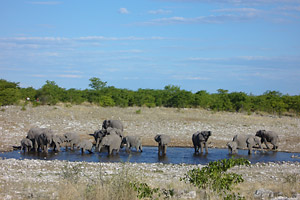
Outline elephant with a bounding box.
[98,133,122,155]
[26,127,53,152]
[227,134,263,154]
[192,131,212,154]
[51,135,65,152]
[121,136,143,152]
[77,140,93,153]
[154,134,171,156]
[63,132,80,150]
[106,127,124,138]
[91,129,107,149]
[37,129,54,153]
[255,130,279,150]
[102,119,124,132]
[21,138,33,152]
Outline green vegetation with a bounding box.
[1,78,300,116]
[181,158,250,199]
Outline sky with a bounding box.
[0,0,300,95]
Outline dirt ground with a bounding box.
[0,104,300,199]
[0,104,299,152]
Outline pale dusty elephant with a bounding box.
[77,140,93,154]
[37,129,54,153]
[192,131,212,154]
[102,119,124,132]
[63,132,80,150]
[227,134,264,155]
[26,127,53,152]
[154,134,171,156]
[21,138,33,152]
[98,133,122,155]
[255,130,279,150]
[121,136,143,152]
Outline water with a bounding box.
[1,146,299,164]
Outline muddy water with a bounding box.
[1,147,299,164]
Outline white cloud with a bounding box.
[138,14,258,25]
[56,74,82,78]
[148,9,172,14]
[27,1,61,5]
[119,8,129,14]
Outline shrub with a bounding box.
[181,158,250,199]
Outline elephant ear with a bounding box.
[154,135,161,142]
[102,120,107,129]
[197,133,205,141]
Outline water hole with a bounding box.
[1,146,299,164]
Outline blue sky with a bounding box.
[1,0,300,95]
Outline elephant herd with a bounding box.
[20,119,279,156]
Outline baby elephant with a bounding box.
[121,136,143,152]
[77,140,93,154]
[154,134,171,156]
[255,130,279,150]
[21,138,33,152]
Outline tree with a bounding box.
[89,77,107,90]
[36,80,65,105]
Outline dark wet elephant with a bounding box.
[192,131,212,154]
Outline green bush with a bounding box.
[181,158,250,199]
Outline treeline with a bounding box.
[1,78,300,115]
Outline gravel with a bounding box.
[0,105,300,199]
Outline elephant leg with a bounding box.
[194,145,198,153]
[200,143,203,153]
[204,142,208,153]
[163,145,167,155]
[263,138,270,149]
[108,147,112,155]
[248,146,252,155]
[158,145,161,155]
[139,145,143,152]
[271,140,278,150]
[34,140,38,152]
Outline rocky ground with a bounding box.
[0,104,300,199]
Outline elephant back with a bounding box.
[102,120,124,132]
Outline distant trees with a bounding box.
[0,78,299,116]
[0,79,21,106]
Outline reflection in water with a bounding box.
[2,146,299,165]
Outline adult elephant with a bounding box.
[121,136,143,152]
[91,129,106,150]
[98,133,122,155]
[37,129,54,153]
[154,134,171,156]
[77,140,93,154]
[52,135,65,152]
[192,131,212,154]
[255,130,279,150]
[64,132,80,150]
[102,120,124,132]
[227,134,263,155]
[26,127,52,152]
